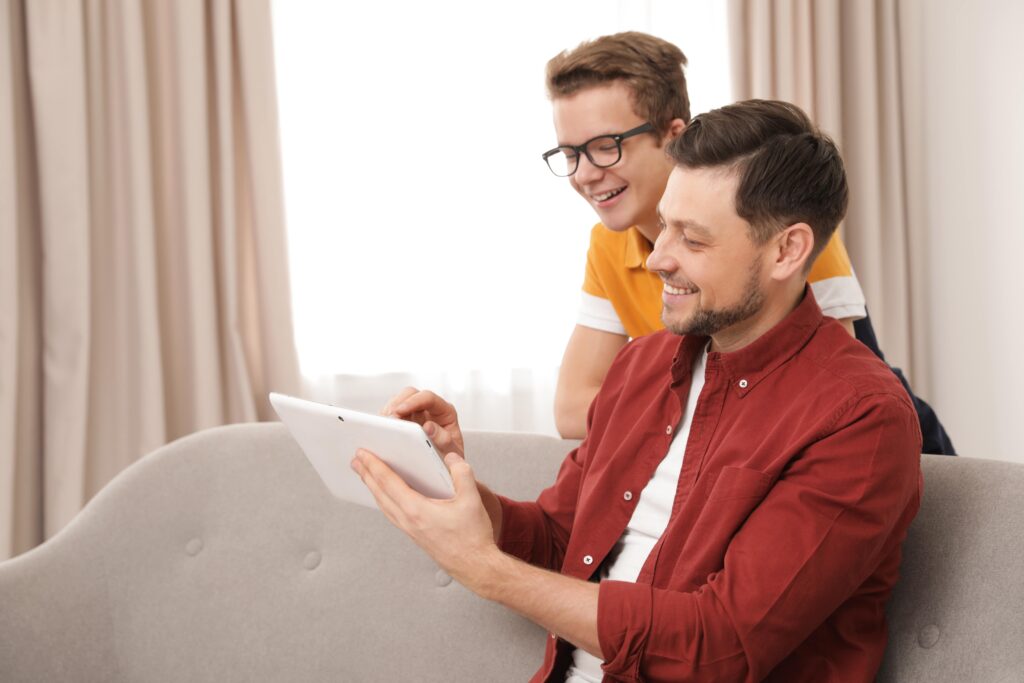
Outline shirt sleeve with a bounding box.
[808,232,867,320]
[595,393,922,682]
[810,275,867,321]
[578,291,628,336]
[579,227,627,334]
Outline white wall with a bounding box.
[910,0,1024,462]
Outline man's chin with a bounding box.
[663,313,697,337]
[664,306,728,338]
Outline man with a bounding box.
[546,32,954,455]
[353,100,922,682]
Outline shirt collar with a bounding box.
[624,227,651,270]
[671,286,824,396]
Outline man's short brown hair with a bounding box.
[667,99,849,263]
[546,32,691,135]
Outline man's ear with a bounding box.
[770,223,815,281]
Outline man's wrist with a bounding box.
[460,545,517,602]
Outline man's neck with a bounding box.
[709,285,805,354]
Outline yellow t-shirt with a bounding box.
[579,224,866,339]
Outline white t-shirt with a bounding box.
[565,345,709,683]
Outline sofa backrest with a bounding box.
[0,423,1021,682]
[877,452,1024,682]
[0,424,564,682]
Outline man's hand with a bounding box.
[381,387,464,459]
[351,448,499,588]
[351,447,600,656]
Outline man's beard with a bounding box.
[665,258,766,337]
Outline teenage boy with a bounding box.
[545,32,953,455]
[355,100,922,682]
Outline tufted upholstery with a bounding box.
[876,453,1024,682]
[0,423,1021,682]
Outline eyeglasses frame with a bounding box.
[541,122,657,177]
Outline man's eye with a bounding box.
[683,237,703,248]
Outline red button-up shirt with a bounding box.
[498,289,922,682]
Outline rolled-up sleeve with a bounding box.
[596,393,922,682]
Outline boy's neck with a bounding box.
[633,216,660,245]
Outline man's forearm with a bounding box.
[466,549,601,658]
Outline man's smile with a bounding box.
[663,282,698,296]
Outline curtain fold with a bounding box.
[0,0,300,560]
[727,0,923,389]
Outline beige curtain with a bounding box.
[727,0,927,389]
[0,0,300,560]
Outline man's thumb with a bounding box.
[444,452,474,493]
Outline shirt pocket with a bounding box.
[706,465,773,503]
[675,467,775,580]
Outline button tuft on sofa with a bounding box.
[918,624,941,649]
[303,551,322,571]
[185,538,203,556]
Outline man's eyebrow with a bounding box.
[681,221,713,237]
[656,209,713,237]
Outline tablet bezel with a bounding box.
[270,392,455,509]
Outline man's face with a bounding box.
[551,82,676,233]
[647,166,771,340]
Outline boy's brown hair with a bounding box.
[546,31,691,135]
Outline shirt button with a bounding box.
[738,379,749,388]
[583,555,594,566]
[666,424,673,435]
[623,491,633,501]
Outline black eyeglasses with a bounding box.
[541,123,656,177]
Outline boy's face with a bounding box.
[551,82,679,236]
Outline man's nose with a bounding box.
[646,233,673,273]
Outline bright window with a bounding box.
[272,0,731,429]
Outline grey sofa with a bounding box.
[0,423,1021,682]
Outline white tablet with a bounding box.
[270,392,455,509]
